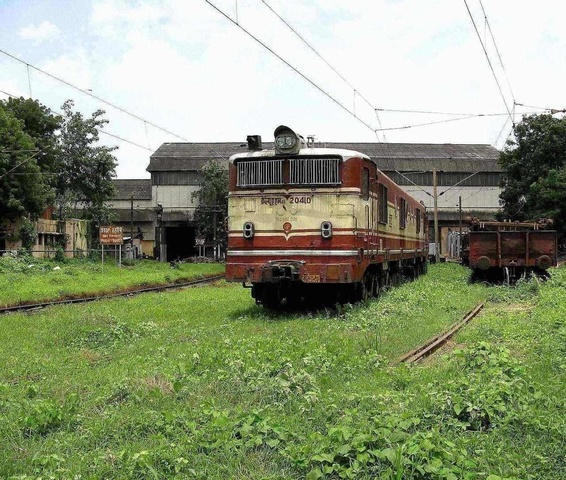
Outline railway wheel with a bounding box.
[503,267,510,286]
[358,273,372,303]
[261,286,281,309]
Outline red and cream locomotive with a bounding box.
[225,126,428,307]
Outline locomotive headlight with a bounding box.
[273,125,304,154]
[275,134,297,149]
[321,221,332,239]
[243,222,254,239]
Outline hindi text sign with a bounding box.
[99,226,123,245]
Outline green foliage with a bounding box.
[437,343,530,431]
[22,393,79,437]
[499,114,566,244]
[0,264,564,478]
[0,258,224,305]
[18,218,37,251]
[191,160,228,247]
[2,97,62,188]
[56,100,117,238]
[0,103,52,221]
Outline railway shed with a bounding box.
[111,141,501,261]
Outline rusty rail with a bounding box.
[392,302,484,365]
[0,275,225,315]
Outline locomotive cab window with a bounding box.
[378,183,388,223]
[399,197,407,229]
[361,167,370,201]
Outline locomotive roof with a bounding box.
[228,147,371,163]
[148,142,500,173]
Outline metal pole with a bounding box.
[458,196,463,258]
[130,194,134,258]
[213,209,217,262]
[433,169,439,263]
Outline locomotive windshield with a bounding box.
[236,156,341,188]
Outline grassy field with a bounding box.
[0,256,224,307]
[0,263,564,479]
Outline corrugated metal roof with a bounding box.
[147,142,501,173]
[112,179,152,200]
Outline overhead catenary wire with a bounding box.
[1,88,154,152]
[0,49,230,161]
[374,113,500,132]
[463,0,513,125]
[0,48,192,143]
[478,0,516,103]
[260,0,386,141]
[205,0,378,135]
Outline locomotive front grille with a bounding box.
[289,158,340,185]
[236,157,341,187]
[237,159,284,187]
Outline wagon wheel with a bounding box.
[360,273,372,303]
[373,274,381,298]
[503,267,510,286]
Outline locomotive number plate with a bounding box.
[303,274,320,283]
[289,195,312,204]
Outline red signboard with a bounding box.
[99,226,123,245]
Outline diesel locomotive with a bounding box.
[225,126,428,307]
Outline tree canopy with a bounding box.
[0,103,52,221]
[499,114,566,245]
[0,97,118,235]
[56,100,117,227]
[192,160,229,251]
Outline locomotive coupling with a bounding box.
[261,260,305,283]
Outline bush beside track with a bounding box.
[0,263,564,479]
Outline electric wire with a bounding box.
[260,0,386,140]
[205,0,378,134]
[478,0,516,103]
[375,113,493,132]
[1,88,153,152]
[377,107,506,116]
[0,49,231,161]
[463,0,513,123]
[0,48,191,142]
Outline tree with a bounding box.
[0,103,52,221]
[192,160,229,254]
[498,114,566,246]
[2,97,62,188]
[527,167,566,244]
[56,100,117,235]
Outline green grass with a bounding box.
[0,256,224,307]
[0,263,564,479]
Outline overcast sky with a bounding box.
[1,0,565,179]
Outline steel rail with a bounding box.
[392,302,485,365]
[0,275,225,315]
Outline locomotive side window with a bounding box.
[378,183,388,223]
[399,197,407,229]
[416,208,421,233]
[361,167,370,200]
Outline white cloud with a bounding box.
[19,21,60,42]
[6,0,565,179]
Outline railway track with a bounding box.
[393,302,485,365]
[0,274,225,315]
